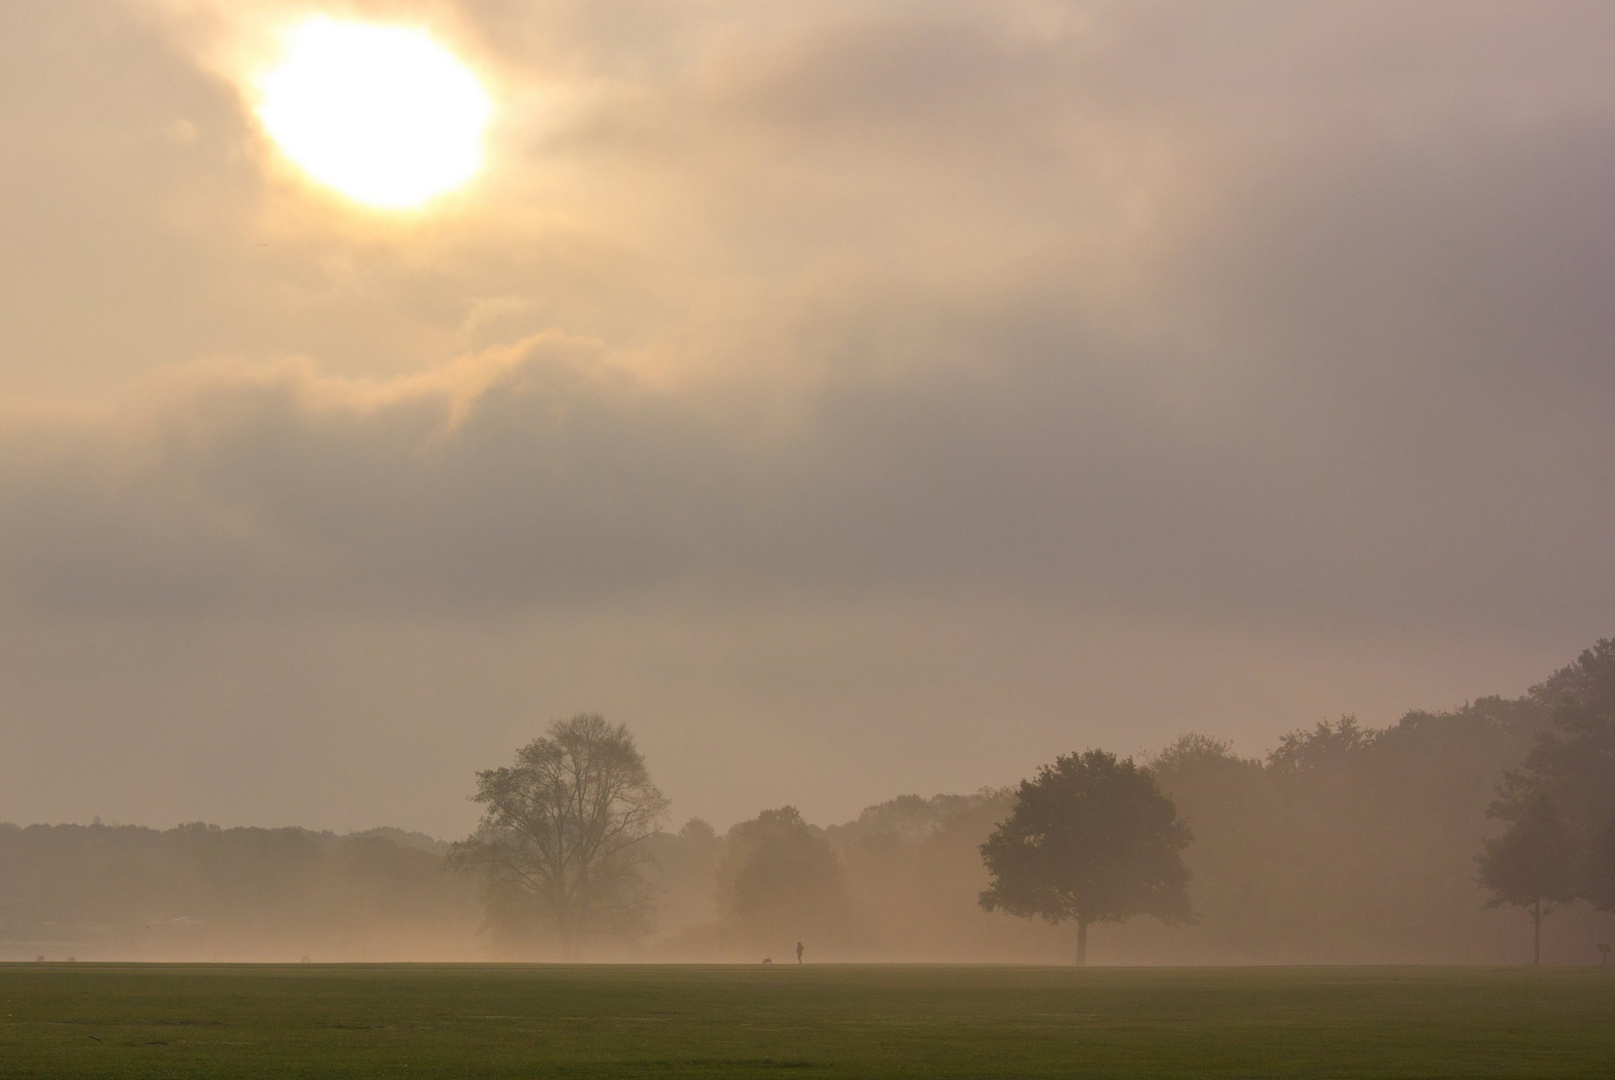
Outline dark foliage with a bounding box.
[979,750,1191,963]
[1479,639,1615,947]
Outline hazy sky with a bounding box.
[1,0,1612,837]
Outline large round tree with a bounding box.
[979,749,1192,964]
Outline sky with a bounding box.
[1,0,1612,838]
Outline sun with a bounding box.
[257,18,493,209]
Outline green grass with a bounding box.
[0,964,1610,1078]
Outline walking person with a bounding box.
[796,941,804,965]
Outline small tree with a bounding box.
[1477,793,1577,964]
[449,714,669,956]
[980,749,1192,965]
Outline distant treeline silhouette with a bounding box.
[3,642,1613,964]
[0,825,477,961]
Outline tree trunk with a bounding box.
[1076,917,1088,967]
[1532,896,1541,966]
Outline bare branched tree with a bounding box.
[449,714,669,955]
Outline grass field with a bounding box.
[0,964,1611,1078]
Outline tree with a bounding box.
[1475,639,1615,943]
[449,715,669,956]
[719,806,850,949]
[644,817,728,935]
[1476,793,1577,964]
[1515,640,1615,848]
[980,749,1192,965]
[1267,716,1374,774]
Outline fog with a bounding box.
[5,644,1612,966]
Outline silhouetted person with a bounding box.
[796,941,804,964]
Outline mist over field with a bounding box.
[5,643,1613,966]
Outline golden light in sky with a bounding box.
[257,19,493,209]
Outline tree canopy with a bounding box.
[1511,640,1615,840]
[1477,639,1615,956]
[1476,793,1578,964]
[718,806,850,950]
[979,749,1192,964]
[449,714,669,956]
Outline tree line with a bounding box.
[453,640,1615,964]
[3,640,1613,963]
[0,824,477,960]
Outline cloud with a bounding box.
[4,0,1611,637]
[2,0,1614,829]
[2,237,1612,639]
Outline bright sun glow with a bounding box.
[258,19,492,209]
